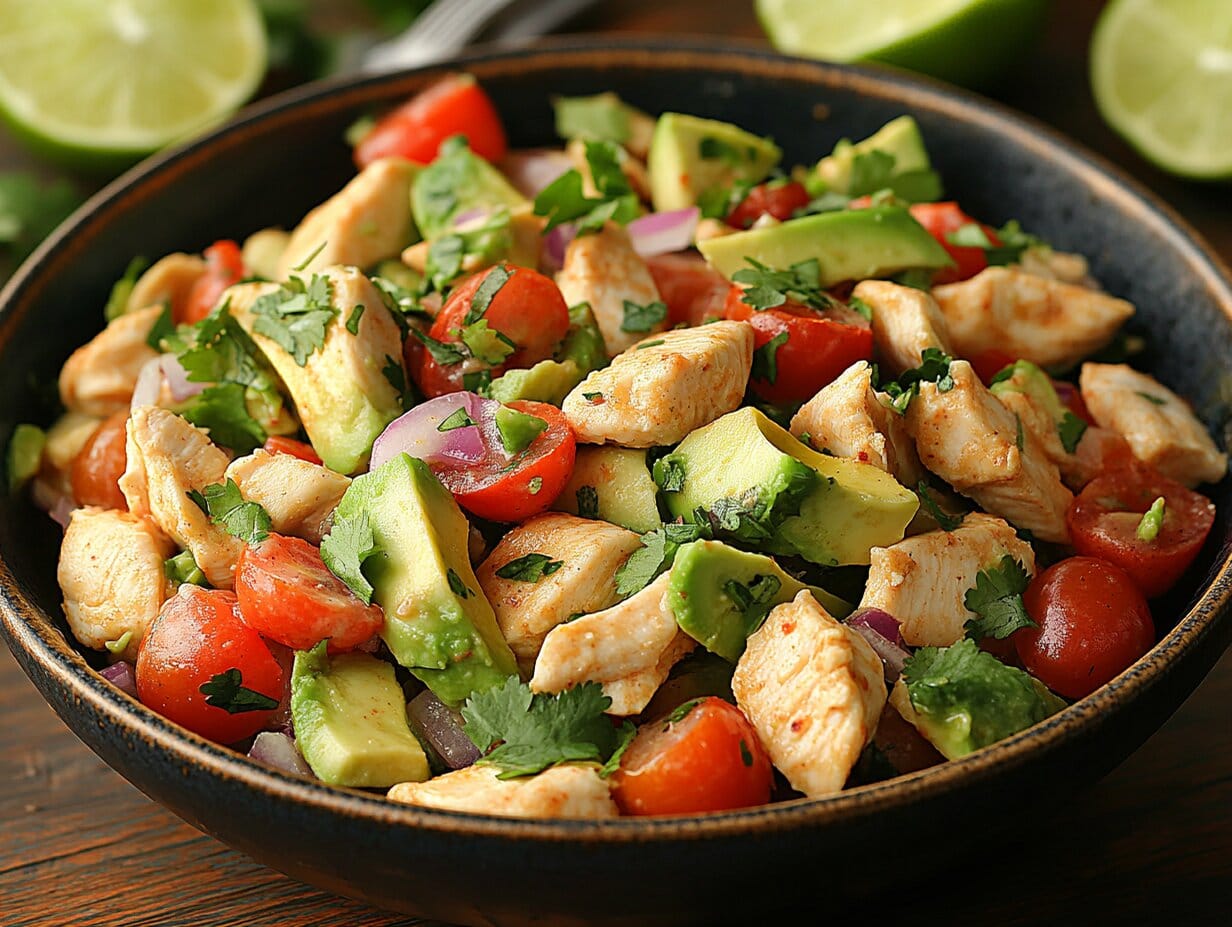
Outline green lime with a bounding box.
[755,0,1050,90]
[0,0,267,172]
[1091,0,1232,180]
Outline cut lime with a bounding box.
[756,0,1050,90]
[1091,0,1232,180]
[0,0,267,171]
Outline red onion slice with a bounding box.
[626,207,700,257]
[130,357,164,409]
[100,661,138,698]
[371,391,496,470]
[500,148,573,198]
[542,223,576,272]
[407,689,479,770]
[161,353,206,402]
[48,495,76,531]
[248,731,314,777]
[846,607,911,682]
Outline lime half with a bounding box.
[756,0,1050,90]
[1092,0,1232,180]
[0,0,267,171]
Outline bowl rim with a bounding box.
[2,36,1230,843]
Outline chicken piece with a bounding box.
[276,157,419,278]
[476,513,642,674]
[555,223,665,355]
[790,360,924,485]
[225,450,350,545]
[401,207,543,279]
[127,252,206,313]
[58,507,175,661]
[992,383,1114,490]
[1080,363,1227,487]
[732,591,886,797]
[387,764,618,819]
[58,305,162,417]
[906,361,1073,543]
[855,280,953,377]
[1015,247,1098,289]
[119,406,244,588]
[601,632,697,716]
[860,513,1035,647]
[562,321,753,447]
[531,573,688,716]
[932,267,1134,369]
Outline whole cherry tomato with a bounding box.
[71,410,129,510]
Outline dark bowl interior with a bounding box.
[1,40,1230,927]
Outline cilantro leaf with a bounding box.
[553,93,631,144]
[463,370,492,393]
[533,140,639,234]
[576,485,599,519]
[409,326,468,366]
[723,574,782,634]
[1014,414,1025,451]
[438,408,476,432]
[985,219,1048,266]
[381,355,409,409]
[731,257,838,312]
[1136,496,1166,542]
[878,347,955,413]
[620,299,667,333]
[178,383,267,456]
[698,135,747,166]
[697,179,753,220]
[495,553,565,583]
[464,263,512,324]
[844,148,943,202]
[614,523,707,597]
[1058,411,1088,454]
[345,304,365,335]
[963,555,1036,641]
[320,511,381,604]
[188,479,271,545]
[849,296,873,321]
[751,330,789,384]
[1136,391,1166,406]
[145,302,176,350]
[599,721,638,778]
[653,455,686,493]
[916,481,964,531]
[198,668,279,714]
[424,234,465,293]
[447,567,474,600]
[104,256,149,322]
[251,274,337,366]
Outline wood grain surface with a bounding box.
[3,2,1231,925]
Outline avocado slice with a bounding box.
[815,115,937,199]
[988,359,1067,422]
[555,446,662,533]
[667,540,852,662]
[290,642,430,787]
[484,303,607,405]
[659,407,918,566]
[647,112,781,211]
[334,453,519,705]
[698,207,953,286]
[411,136,527,240]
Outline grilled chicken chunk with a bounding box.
[932,267,1134,369]
[224,450,350,545]
[555,223,665,355]
[1015,247,1098,289]
[906,361,1073,542]
[59,305,162,418]
[790,360,924,485]
[58,507,175,661]
[860,513,1035,647]
[562,321,753,447]
[119,406,243,588]
[477,513,642,675]
[732,591,886,797]
[387,764,618,819]
[1080,363,1227,487]
[855,279,954,377]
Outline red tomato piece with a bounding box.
[416,265,570,398]
[1016,557,1155,700]
[908,202,996,285]
[235,534,384,653]
[437,400,576,523]
[71,410,129,510]
[612,697,773,815]
[262,435,323,465]
[724,286,873,403]
[1051,379,1095,425]
[136,587,284,744]
[354,73,507,168]
[180,240,245,325]
[646,253,730,328]
[969,349,1017,386]
[725,181,810,230]
[1067,465,1216,598]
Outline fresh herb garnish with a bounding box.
[739,739,754,767]
[1136,391,1167,406]
[438,408,476,432]
[188,479,271,545]
[104,631,134,655]
[177,382,268,454]
[1058,411,1088,454]
[878,347,955,413]
[731,257,837,312]
[849,296,873,321]
[751,330,789,384]
[144,302,176,350]
[198,668,279,714]
[104,256,149,322]
[250,273,337,366]
[723,574,783,634]
[447,567,473,600]
[698,135,746,165]
[463,370,492,393]
[1136,496,1166,542]
[533,140,640,233]
[495,553,565,583]
[963,555,1035,641]
[464,264,512,324]
[843,148,942,202]
[614,523,707,597]
[637,339,666,349]
[582,390,604,403]
[528,476,543,494]
[653,456,686,493]
[0,172,80,268]
[381,355,408,408]
[345,304,365,335]
[1014,414,1025,451]
[917,481,964,531]
[320,510,381,604]
[620,299,667,333]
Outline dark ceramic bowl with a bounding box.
[1,40,1230,927]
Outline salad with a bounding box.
[11,73,1226,820]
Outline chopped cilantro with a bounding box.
[878,347,955,413]
[849,296,873,321]
[198,668,279,714]
[963,555,1036,641]
[739,739,754,767]
[653,456,686,493]
[250,273,337,366]
[1058,411,1088,454]
[381,355,407,408]
[424,234,465,293]
[463,370,492,393]
[533,140,639,233]
[731,257,837,312]
[553,93,631,144]
[1015,414,1025,451]
[844,148,942,202]
[723,574,782,633]
[751,330,789,384]
[289,240,328,273]
[582,390,604,403]
[345,304,365,335]
[438,408,476,432]
[321,511,381,604]
[188,479,271,545]
[178,383,267,456]
[916,481,964,531]
[447,567,473,599]
[144,302,176,350]
[599,722,638,778]
[459,319,517,365]
[698,179,753,220]
[495,553,564,582]
[620,299,667,333]
[698,135,746,165]
[576,485,599,519]
[637,339,666,349]
[665,698,702,725]
[1137,391,1167,406]
[409,326,469,366]
[104,256,149,322]
[1136,496,1166,542]
[464,263,512,325]
[985,219,1048,265]
[614,523,707,597]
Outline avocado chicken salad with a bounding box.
[14,74,1227,819]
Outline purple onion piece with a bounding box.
[846,607,911,683]
[541,223,576,272]
[407,690,479,770]
[49,496,76,531]
[160,353,206,402]
[626,207,700,257]
[370,391,497,470]
[130,357,164,409]
[500,148,573,198]
[100,661,137,698]
[248,731,314,777]
[452,207,491,228]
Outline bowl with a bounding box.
[1,39,1230,927]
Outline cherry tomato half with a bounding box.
[908,202,996,285]
[416,265,570,398]
[1016,557,1154,700]
[970,349,1018,386]
[436,400,576,522]
[646,253,730,328]
[724,287,873,403]
[180,240,245,325]
[71,410,128,510]
[1067,464,1216,598]
[235,534,384,653]
[612,696,773,816]
[354,73,507,168]
[725,181,810,230]
[262,435,323,465]
[136,587,284,744]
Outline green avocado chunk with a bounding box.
[988,359,1067,422]
[698,207,953,286]
[290,642,430,787]
[555,446,662,534]
[815,115,937,200]
[659,407,918,566]
[647,112,781,211]
[6,423,45,492]
[667,540,852,662]
[411,136,527,240]
[483,303,607,405]
[895,639,1067,760]
[332,453,519,705]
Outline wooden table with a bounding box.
[3,2,1230,924]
